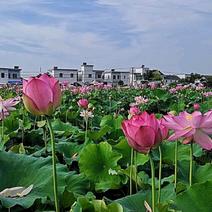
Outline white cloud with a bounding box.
[0,0,211,74]
[96,0,211,32]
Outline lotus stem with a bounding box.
[158,145,162,203]
[174,141,178,189]
[34,116,37,130]
[43,126,48,155]
[1,109,4,150]
[21,106,25,144]
[149,153,156,212]
[134,151,138,192]
[189,142,193,186]
[46,117,59,212]
[129,148,134,195]
[65,110,68,122]
[84,117,88,145]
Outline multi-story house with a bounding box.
[176,74,191,80]
[129,65,149,85]
[163,75,180,84]
[103,68,130,85]
[0,66,22,84]
[49,66,78,84]
[93,69,104,83]
[78,63,94,84]
[78,62,104,84]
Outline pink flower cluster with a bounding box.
[130,96,149,107]
[70,86,92,95]
[70,84,112,94]
[148,82,157,89]
[203,92,212,97]
[122,110,212,154]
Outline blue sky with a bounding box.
[0,0,212,75]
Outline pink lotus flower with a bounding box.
[77,98,89,109]
[169,88,177,94]
[203,92,212,97]
[0,96,20,120]
[163,111,212,150]
[23,73,61,116]
[175,84,184,91]
[129,106,141,116]
[79,86,91,94]
[158,119,169,140]
[71,87,79,94]
[193,103,200,110]
[134,96,149,105]
[122,111,166,154]
[149,82,157,89]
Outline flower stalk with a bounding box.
[158,145,162,203]
[129,148,134,195]
[174,141,178,189]
[134,151,138,192]
[46,117,59,212]
[189,142,193,186]
[149,153,156,212]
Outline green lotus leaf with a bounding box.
[193,163,212,184]
[71,196,123,212]
[56,141,83,165]
[161,142,203,164]
[176,181,212,212]
[0,151,87,209]
[51,119,81,136]
[79,142,122,191]
[114,138,149,166]
[100,115,123,130]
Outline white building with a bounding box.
[49,66,78,84]
[78,63,93,84]
[0,66,22,84]
[103,68,130,85]
[129,65,149,86]
[78,63,104,84]
[176,74,191,80]
[163,75,180,84]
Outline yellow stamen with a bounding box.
[186,115,193,121]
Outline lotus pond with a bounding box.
[0,79,212,212]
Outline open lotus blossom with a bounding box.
[80,110,94,119]
[122,111,167,154]
[163,111,212,150]
[169,88,177,94]
[134,96,149,105]
[203,92,212,97]
[23,73,61,116]
[129,106,141,116]
[0,96,20,120]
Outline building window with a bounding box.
[117,75,120,80]
[8,73,11,78]
[97,74,101,78]
[70,73,74,78]
[59,73,63,78]
[88,74,92,78]
[113,75,116,80]
[124,75,126,79]
[1,73,5,78]
[13,73,17,79]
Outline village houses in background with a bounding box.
[0,63,211,86]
